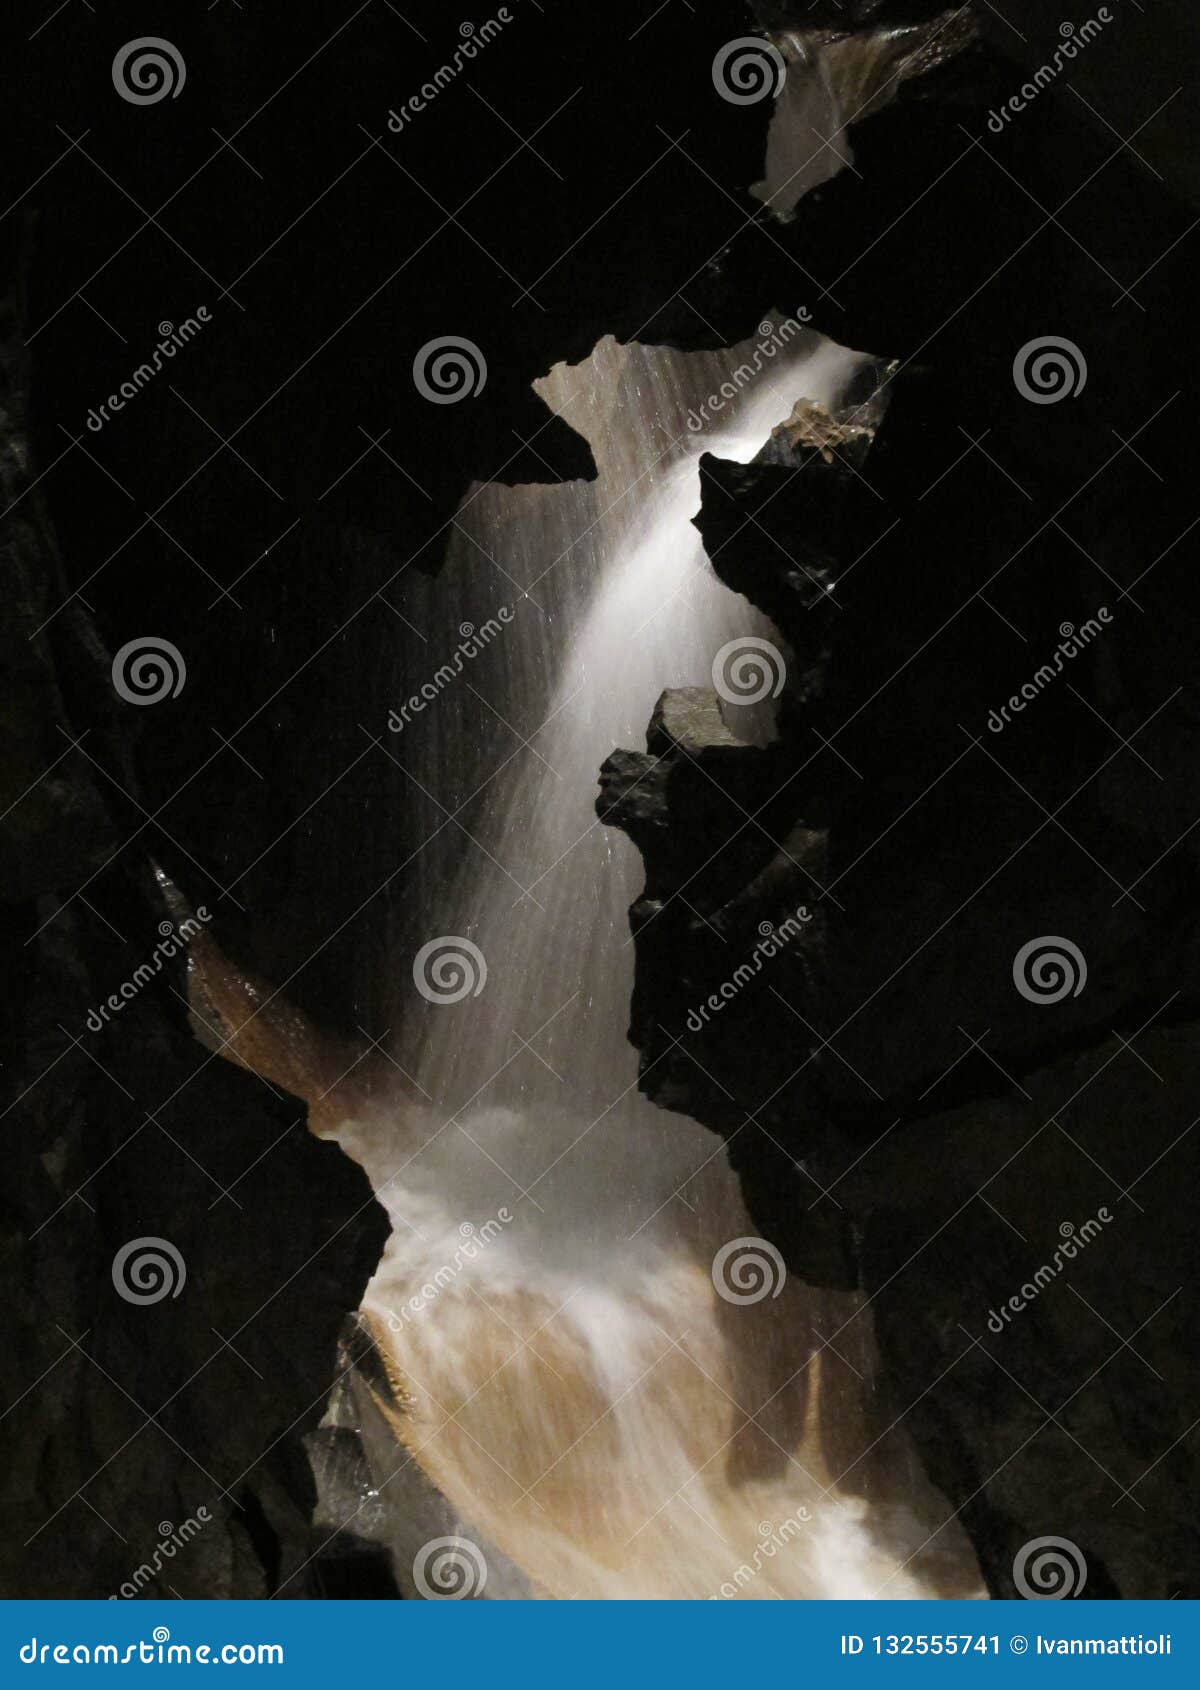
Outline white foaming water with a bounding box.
[326,327,979,1599]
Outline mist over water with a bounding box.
[323,327,980,1598]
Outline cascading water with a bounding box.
[753,16,978,218]
[303,325,981,1598]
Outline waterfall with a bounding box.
[295,322,982,1599]
[147,15,994,1601]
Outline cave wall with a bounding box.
[1,295,389,1596]
[603,1,1200,1599]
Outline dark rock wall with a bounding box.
[2,288,389,1596]
[603,5,1200,1599]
